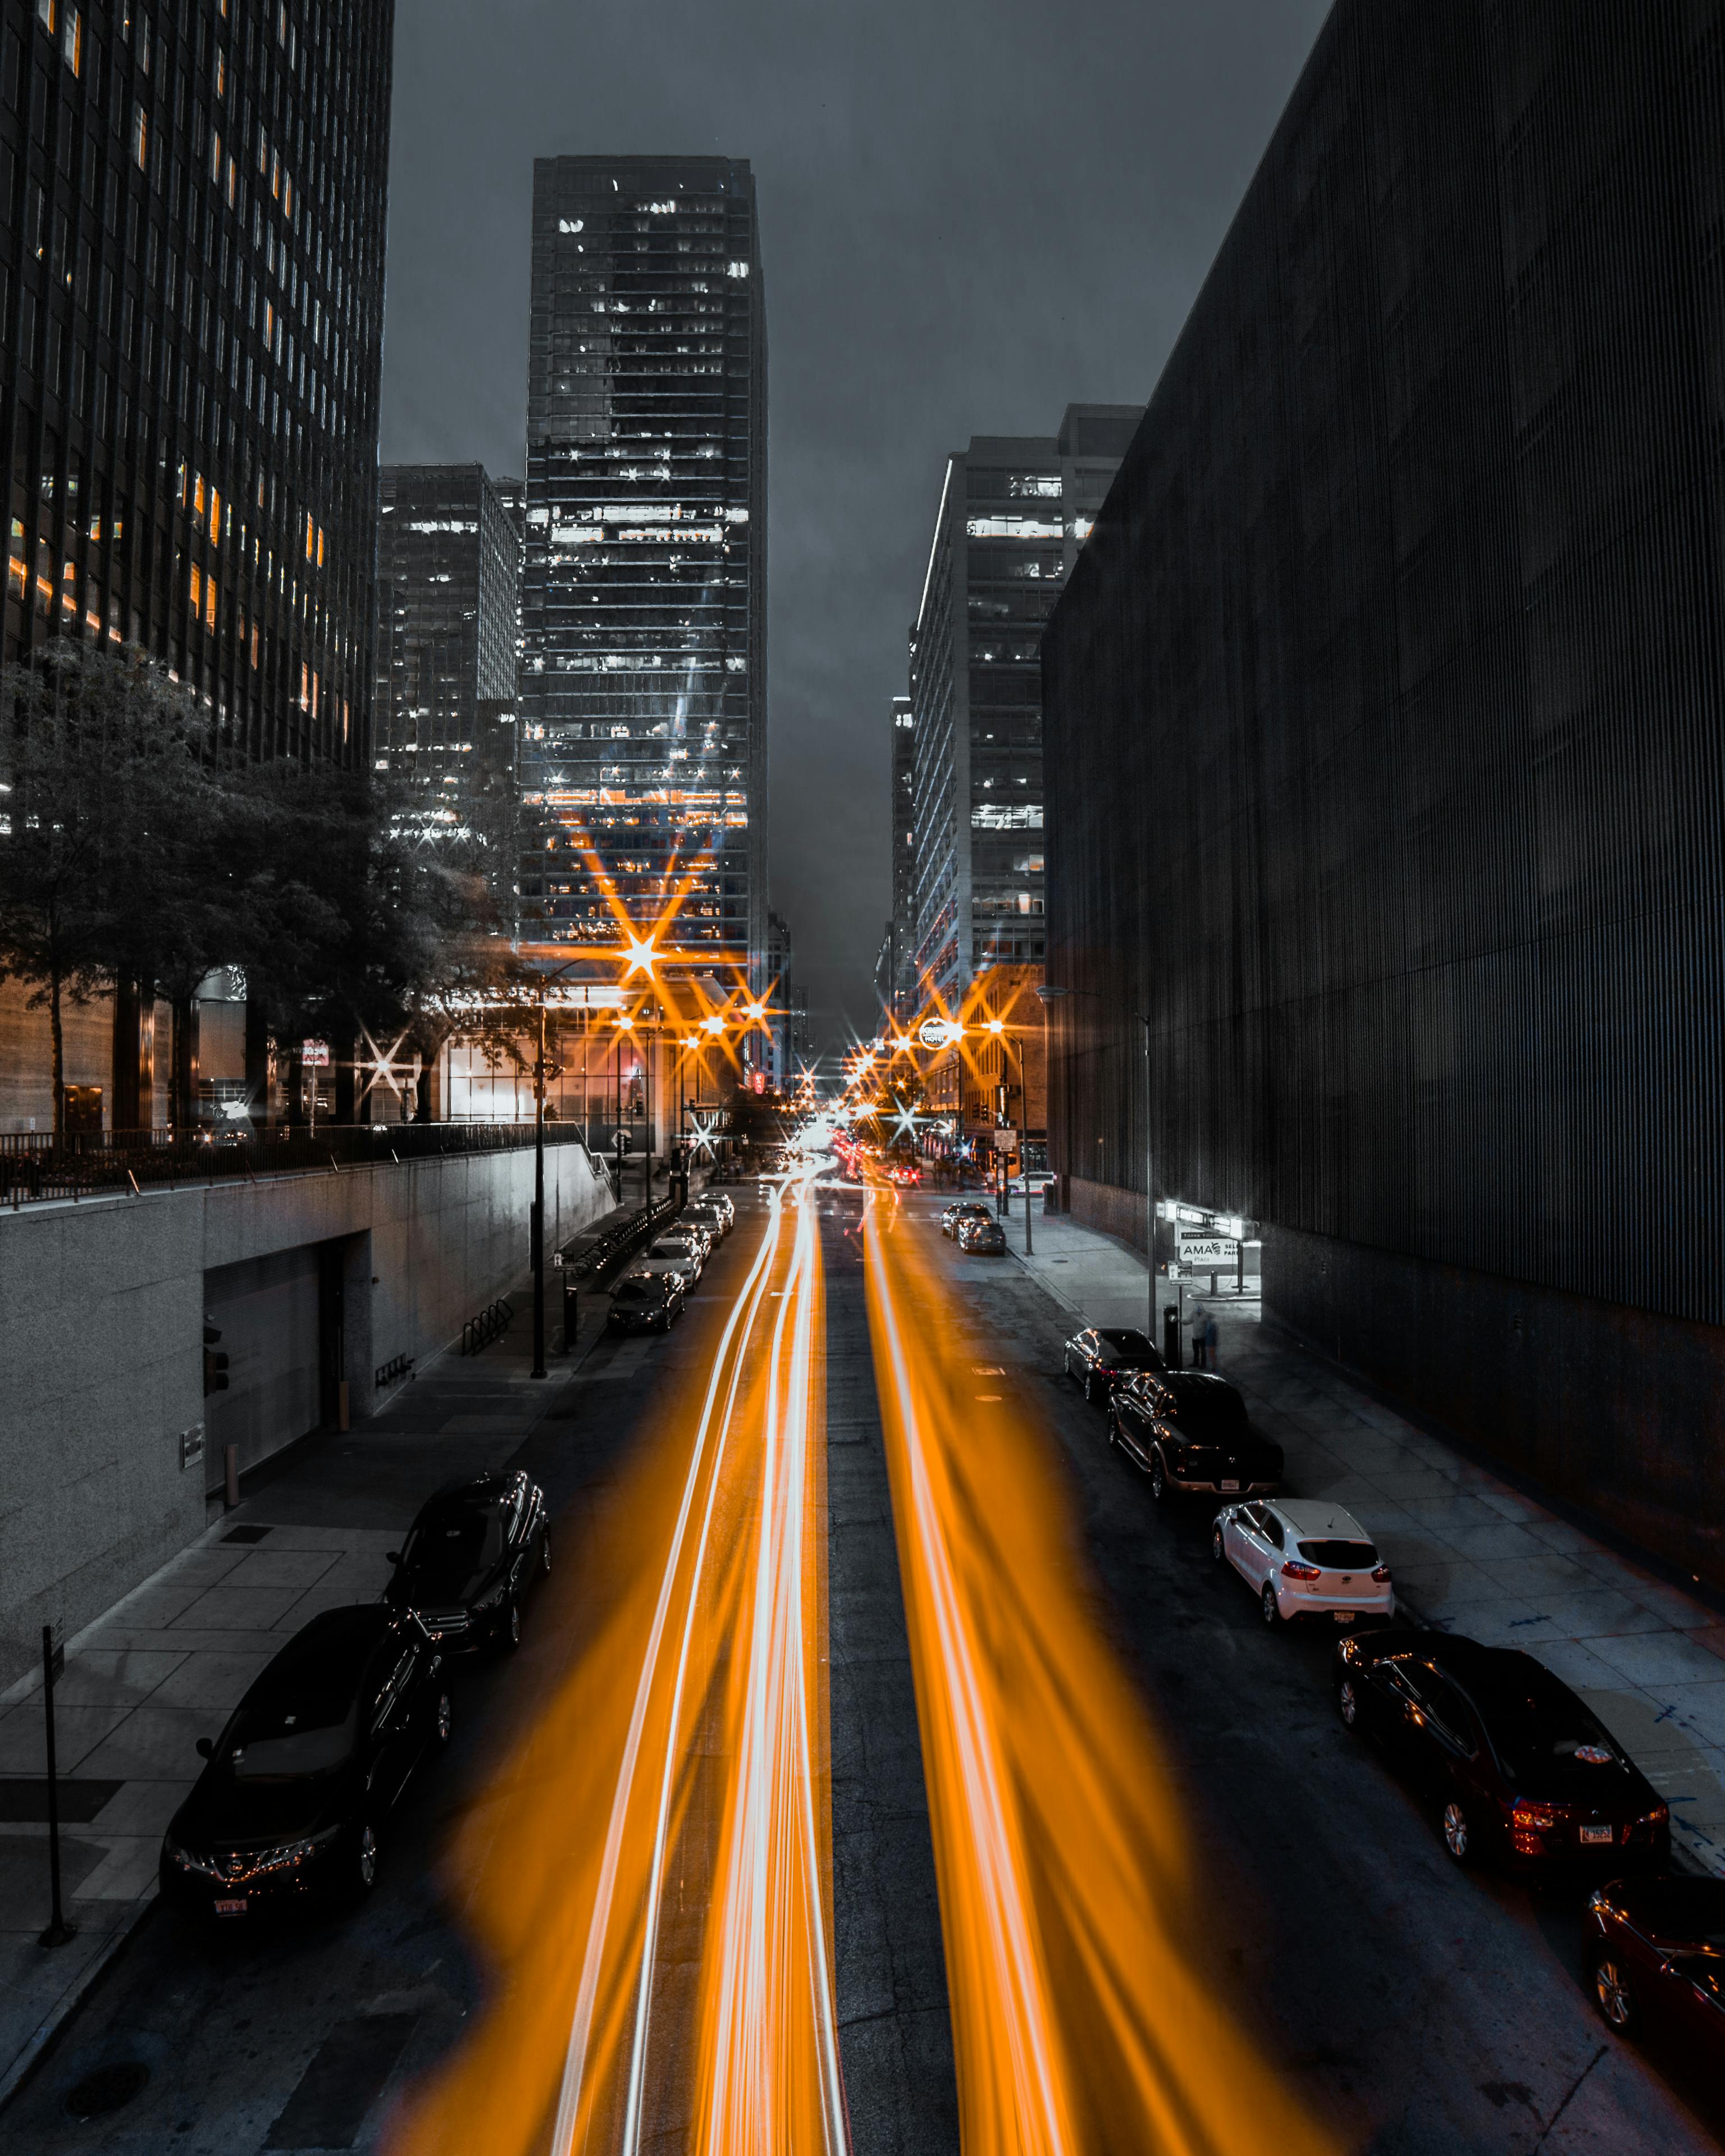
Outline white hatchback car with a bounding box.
[1213,1498,1394,1630]
[641,1237,702,1287]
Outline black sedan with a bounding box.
[1585,1874,1725,2058]
[159,1606,450,1920]
[1108,1369,1283,1499]
[1335,1630,1670,1875]
[941,1202,994,1239]
[1064,1326,1167,1404]
[608,1267,686,1332]
[956,1216,1008,1254]
[385,1469,551,1653]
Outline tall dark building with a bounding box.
[518,156,767,984]
[374,464,521,901]
[1044,0,1725,1586]
[907,405,1138,1012]
[886,692,914,1019]
[0,0,393,763]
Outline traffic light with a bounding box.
[203,1317,230,1396]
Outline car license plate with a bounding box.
[1580,1824,1613,1846]
[213,1897,248,1917]
[1332,1611,1354,1623]
[1220,1479,1241,1492]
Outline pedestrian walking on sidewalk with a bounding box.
[1204,1310,1220,1369]
[1191,1300,1209,1369]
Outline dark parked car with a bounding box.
[385,1469,551,1653]
[608,1268,686,1332]
[956,1216,1008,1254]
[1335,1630,1670,1874]
[1585,1874,1725,2057]
[1109,1370,1283,1498]
[159,1606,450,1920]
[941,1202,994,1239]
[1064,1326,1167,1403]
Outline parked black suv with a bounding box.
[385,1469,551,1653]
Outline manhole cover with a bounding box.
[65,2060,149,2119]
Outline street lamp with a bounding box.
[984,1016,1033,1255]
[1038,982,1156,1340]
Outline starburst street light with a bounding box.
[702,1012,727,1035]
[623,933,659,979]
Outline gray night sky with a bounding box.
[379,0,1331,1054]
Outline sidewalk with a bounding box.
[0,1277,581,2108]
[1014,1206,1725,1879]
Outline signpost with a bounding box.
[39,1623,74,1947]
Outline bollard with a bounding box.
[1162,1302,1181,1369]
[224,1442,240,1510]
[562,1276,579,1353]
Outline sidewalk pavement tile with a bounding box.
[174,1583,311,1631]
[0,1701,130,1774]
[74,1837,160,1902]
[90,1627,288,1657]
[146,1650,276,1709]
[34,1649,186,1707]
[250,1524,400,1553]
[1473,1552,1594,1595]
[1532,1640,1645,1692]
[213,1549,343,1593]
[75,1704,212,1780]
[86,1776,190,1837]
[1528,1520,1608,1557]
[1586,1631,1725,1689]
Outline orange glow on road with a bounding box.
[389,1170,848,2156]
[862,1185,1335,2156]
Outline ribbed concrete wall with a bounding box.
[0,1144,613,1689]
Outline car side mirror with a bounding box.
[195,1737,215,1759]
[386,1551,401,1565]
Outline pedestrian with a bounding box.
[1190,1300,1208,1369]
[1204,1310,1220,1369]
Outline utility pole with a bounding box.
[531,993,546,1380]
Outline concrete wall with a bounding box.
[0,1141,614,1689]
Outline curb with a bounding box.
[0,1891,157,2116]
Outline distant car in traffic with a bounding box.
[1009,1172,1055,1195]
[608,1269,686,1332]
[684,1199,731,1241]
[1585,1873,1724,2054]
[1336,1630,1671,1874]
[660,1222,713,1264]
[1110,1370,1283,1498]
[159,1606,450,1920]
[1063,1326,1166,1403]
[385,1469,551,1653]
[942,1202,994,1239]
[1215,1498,1394,1628]
[956,1216,1008,1254]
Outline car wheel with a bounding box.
[541,1525,553,1577]
[352,1822,380,1897]
[1441,1798,1475,1865]
[1149,1450,1167,1502]
[1336,1677,1360,1731]
[1261,1582,1279,1628]
[1211,1523,1226,1564]
[1590,1951,1638,2034]
[434,1692,453,1746]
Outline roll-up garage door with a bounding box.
[203,1245,321,1490]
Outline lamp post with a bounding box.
[984,1016,1032,1255]
[1038,983,1155,1339]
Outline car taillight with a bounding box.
[1513,1802,1559,1831]
[1280,1559,1321,1581]
[1371,1564,1391,1583]
[1640,1803,1669,1828]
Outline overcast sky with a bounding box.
[380,0,1330,1053]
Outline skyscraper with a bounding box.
[518,156,767,985]
[886,692,914,1019]
[906,405,1139,1012]
[0,0,394,762]
[373,464,521,903]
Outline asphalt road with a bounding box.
[5,1176,1721,2154]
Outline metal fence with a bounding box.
[0,1121,591,1208]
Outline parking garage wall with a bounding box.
[1042,0,1725,1584]
[0,1143,614,1690]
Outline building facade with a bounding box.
[374,463,521,904]
[0,0,392,756]
[518,156,767,984]
[906,405,1138,1015]
[1043,0,1725,1586]
[884,691,914,1020]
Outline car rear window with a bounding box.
[1297,1539,1377,1568]
[1487,1696,1619,1777]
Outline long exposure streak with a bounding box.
[862,1184,1335,2156]
[390,1170,848,2156]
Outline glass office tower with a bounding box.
[0,1,393,762]
[519,156,767,984]
[374,464,521,905]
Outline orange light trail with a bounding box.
[861,1182,1336,2156]
[389,1167,848,2156]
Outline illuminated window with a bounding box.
[250,623,259,668]
[209,131,221,183]
[204,575,217,631]
[189,563,202,611]
[130,103,148,171]
[62,8,80,74]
